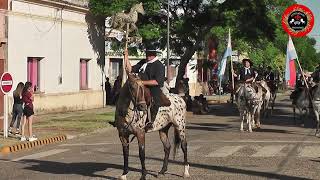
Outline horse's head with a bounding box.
[127,73,148,111]
[133,2,145,15]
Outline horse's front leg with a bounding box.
[137,132,147,180]
[119,134,129,180]
[314,110,320,136]
[248,112,252,133]
[159,125,171,175]
[240,111,244,132]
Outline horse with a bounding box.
[266,80,278,115]
[109,2,145,33]
[236,83,263,132]
[114,73,190,180]
[290,87,311,125]
[255,80,271,119]
[311,84,320,136]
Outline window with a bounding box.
[27,57,41,92]
[80,59,89,90]
[109,58,123,83]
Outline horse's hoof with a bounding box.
[183,172,191,178]
[158,169,167,175]
[316,133,319,137]
[249,129,253,133]
[140,176,146,180]
[118,175,127,180]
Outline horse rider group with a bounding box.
[109,41,279,130]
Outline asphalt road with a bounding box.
[1,94,320,180]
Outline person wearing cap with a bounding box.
[232,58,255,83]
[123,45,165,131]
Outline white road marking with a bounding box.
[206,146,243,157]
[252,145,286,157]
[59,142,120,147]
[12,149,70,162]
[299,146,320,158]
[190,140,320,144]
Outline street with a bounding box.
[1,94,320,180]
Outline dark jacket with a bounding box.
[132,58,165,106]
[312,68,320,83]
[239,67,255,82]
[132,59,165,87]
[265,71,275,81]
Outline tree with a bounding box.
[89,0,319,90]
[90,0,277,88]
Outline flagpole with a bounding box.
[296,57,309,89]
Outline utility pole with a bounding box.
[167,0,170,82]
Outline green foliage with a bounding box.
[89,0,320,81]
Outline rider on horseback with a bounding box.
[124,44,165,131]
[232,59,255,84]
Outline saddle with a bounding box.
[144,87,171,107]
[160,91,171,106]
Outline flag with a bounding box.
[218,29,232,79]
[285,36,298,88]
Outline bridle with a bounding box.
[121,77,147,130]
[128,78,146,108]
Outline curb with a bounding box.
[0,135,67,155]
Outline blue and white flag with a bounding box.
[218,29,232,79]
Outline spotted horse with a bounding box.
[113,73,189,180]
[236,83,263,132]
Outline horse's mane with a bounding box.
[116,78,152,111]
[116,82,131,116]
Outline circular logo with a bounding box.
[282,4,314,37]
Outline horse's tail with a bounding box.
[173,127,181,160]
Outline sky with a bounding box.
[295,0,320,51]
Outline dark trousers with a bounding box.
[150,87,161,122]
[10,104,23,129]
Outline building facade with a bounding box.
[6,0,106,114]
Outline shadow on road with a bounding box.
[19,156,310,180]
[19,159,159,179]
[187,123,236,132]
[208,103,239,117]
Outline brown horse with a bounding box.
[114,73,190,180]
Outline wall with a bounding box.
[7,0,104,113]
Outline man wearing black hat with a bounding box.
[124,45,165,131]
[232,58,255,83]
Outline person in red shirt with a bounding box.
[20,82,37,142]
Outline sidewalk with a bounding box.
[0,106,115,147]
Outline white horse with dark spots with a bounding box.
[236,83,263,132]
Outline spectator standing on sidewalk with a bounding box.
[104,77,112,105]
[112,76,122,104]
[20,82,37,142]
[9,82,24,135]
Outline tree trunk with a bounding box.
[174,45,198,92]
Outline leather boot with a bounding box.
[145,106,158,131]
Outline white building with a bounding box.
[7,0,106,113]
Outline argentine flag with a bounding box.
[218,29,232,80]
